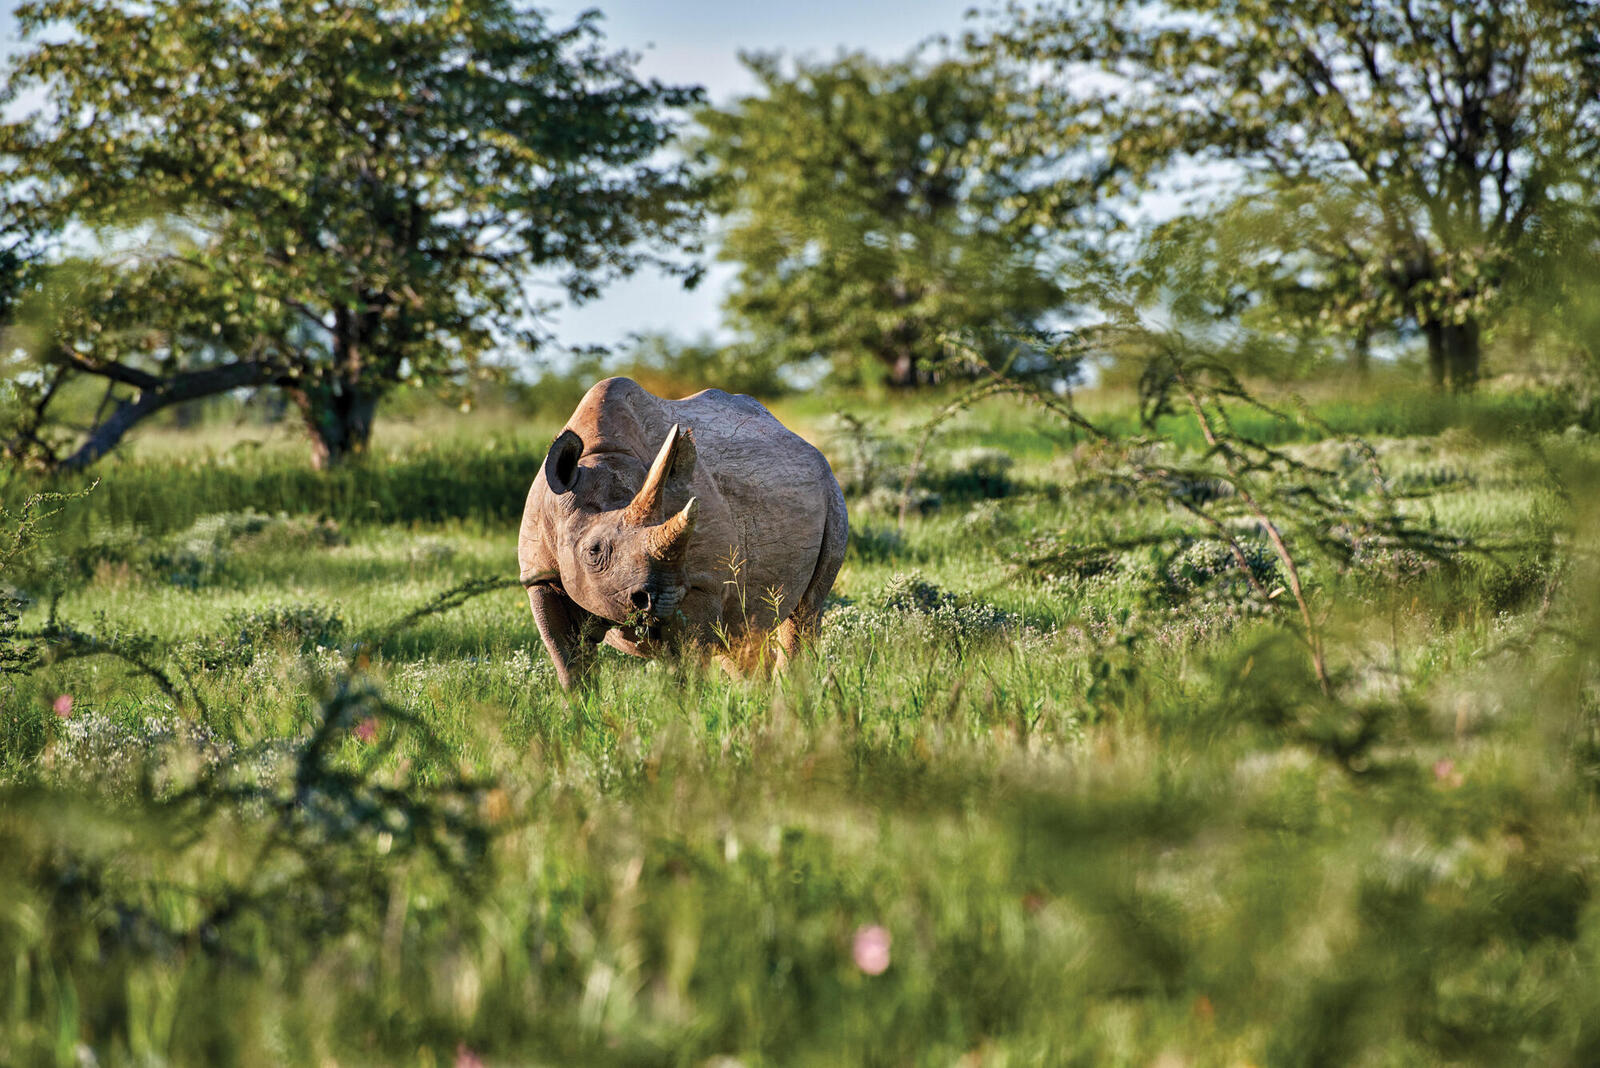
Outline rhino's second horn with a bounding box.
[647,497,698,562]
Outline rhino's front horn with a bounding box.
[646,497,698,562]
[622,424,691,525]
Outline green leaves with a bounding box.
[1,0,705,467]
[698,52,1065,388]
[967,0,1600,389]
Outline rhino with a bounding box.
[517,377,848,688]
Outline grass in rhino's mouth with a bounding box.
[618,606,672,645]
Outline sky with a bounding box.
[1,1,983,362]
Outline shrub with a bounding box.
[879,570,1023,636]
[185,601,348,669]
[825,413,905,497]
[41,710,235,800]
[37,510,347,592]
[845,522,907,563]
[1162,537,1281,603]
[961,499,1022,540]
[925,446,1016,500]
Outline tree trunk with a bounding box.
[880,294,925,388]
[1352,327,1371,378]
[290,382,381,469]
[1423,318,1481,392]
[290,305,385,469]
[1444,320,1481,391]
[1425,321,1446,390]
[885,350,921,389]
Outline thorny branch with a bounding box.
[899,327,1533,694]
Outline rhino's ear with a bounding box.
[543,429,584,496]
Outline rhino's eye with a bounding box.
[583,540,611,571]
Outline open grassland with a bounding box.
[3,383,1600,1065]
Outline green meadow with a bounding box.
[3,381,1599,1065]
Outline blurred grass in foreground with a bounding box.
[1,385,1598,1064]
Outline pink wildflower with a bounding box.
[852,924,891,976]
[353,716,378,744]
[52,694,74,719]
[455,1043,484,1068]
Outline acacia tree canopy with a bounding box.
[0,0,704,469]
[698,52,1065,389]
[971,0,1600,390]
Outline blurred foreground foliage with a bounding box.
[2,381,1599,1063]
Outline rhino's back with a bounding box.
[670,387,838,595]
[663,387,840,624]
[670,387,836,508]
[672,387,818,462]
[571,378,835,497]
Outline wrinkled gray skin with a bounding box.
[518,377,848,688]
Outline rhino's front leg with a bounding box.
[528,585,601,690]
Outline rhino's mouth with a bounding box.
[620,583,685,645]
[617,619,669,647]
[650,585,683,617]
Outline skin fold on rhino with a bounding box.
[517,377,849,689]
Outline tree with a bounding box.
[972,0,1600,390]
[1501,196,1600,385]
[0,0,703,469]
[698,52,1064,389]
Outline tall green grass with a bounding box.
[1,388,1597,1064]
[5,437,547,538]
[6,383,1583,538]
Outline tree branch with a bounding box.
[57,348,164,391]
[55,359,287,472]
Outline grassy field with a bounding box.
[3,380,1600,1065]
